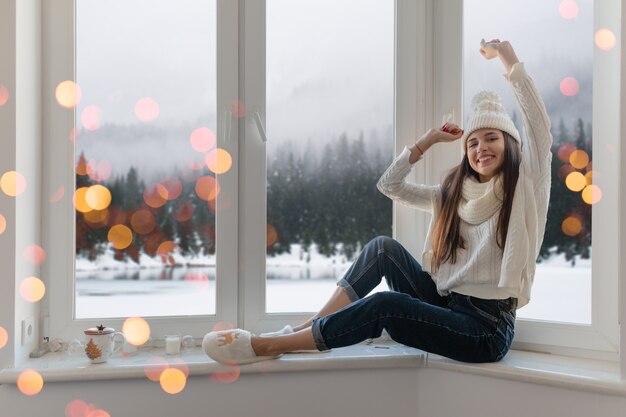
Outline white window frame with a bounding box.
[242,0,621,363]
[430,0,620,361]
[241,0,402,333]
[4,0,618,368]
[41,0,240,342]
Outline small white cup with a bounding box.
[165,334,181,355]
[182,335,195,351]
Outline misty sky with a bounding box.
[76,0,593,178]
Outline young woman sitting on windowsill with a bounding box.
[201,38,552,365]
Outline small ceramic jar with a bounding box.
[84,325,125,364]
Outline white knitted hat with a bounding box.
[461,90,521,151]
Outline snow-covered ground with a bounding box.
[76,244,591,324]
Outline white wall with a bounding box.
[0,0,42,369]
[1,368,626,417]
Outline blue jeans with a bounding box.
[311,236,517,363]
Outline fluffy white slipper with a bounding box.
[202,329,281,365]
[259,324,293,337]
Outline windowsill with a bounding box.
[1,343,624,397]
[0,341,425,384]
[427,350,625,396]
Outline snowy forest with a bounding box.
[75,116,592,266]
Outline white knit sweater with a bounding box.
[377,62,552,309]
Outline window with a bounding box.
[44,0,239,340]
[265,0,394,313]
[74,0,219,319]
[32,0,622,362]
[463,0,594,325]
[452,0,617,358]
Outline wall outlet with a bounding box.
[21,317,34,346]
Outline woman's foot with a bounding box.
[259,324,294,337]
[202,329,282,365]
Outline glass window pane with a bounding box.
[74,0,217,318]
[266,0,394,313]
[463,0,593,323]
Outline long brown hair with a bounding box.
[430,132,521,272]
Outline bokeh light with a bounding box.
[195,176,221,201]
[0,84,9,106]
[144,232,165,257]
[55,80,82,109]
[190,127,217,153]
[19,277,46,302]
[0,213,6,235]
[122,317,151,346]
[562,216,582,236]
[160,368,187,394]
[87,160,112,182]
[267,224,278,247]
[157,241,176,265]
[76,157,88,176]
[558,0,579,19]
[206,148,233,175]
[86,409,110,417]
[144,356,170,382]
[1,170,27,197]
[584,170,595,185]
[174,201,194,222]
[107,224,133,250]
[0,326,8,349]
[557,143,576,163]
[69,127,82,143]
[130,209,156,235]
[81,105,102,131]
[188,159,205,171]
[65,400,99,417]
[211,322,235,332]
[156,179,182,201]
[23,244,46,265]
[169,357,190,378]
[135,97,160,122]
[50,185,65,203]
[230,99,245,118]
[582,184,602,204]
[84,209,109,228]
[109,207,128,225]
[184,272,209,291]
[595,28,616,51]
[210,367,241,384]
[17,369,44,396]
[569,150,589,169]
[74,187,93,213]
[565,171,586,192]
[143,184,167,208]
[85,185,112,211]
[65,399,89,417]
[560,77,579,97]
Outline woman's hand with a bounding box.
[480,39,520,74]
[408,123,464,163]
[479,38,502,60]
[432,123,464,143]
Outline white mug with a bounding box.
[84,325,125,364]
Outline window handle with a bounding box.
[223,110,233,144]
[253,111,268,143]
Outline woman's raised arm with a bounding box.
[480,38,520,74]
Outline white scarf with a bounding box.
[457,175,504,225]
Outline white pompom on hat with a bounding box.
[461,90,521,152]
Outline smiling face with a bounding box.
[466,128,506,183]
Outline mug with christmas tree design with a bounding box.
[84,324,126,364]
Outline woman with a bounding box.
[202,39,552,364]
